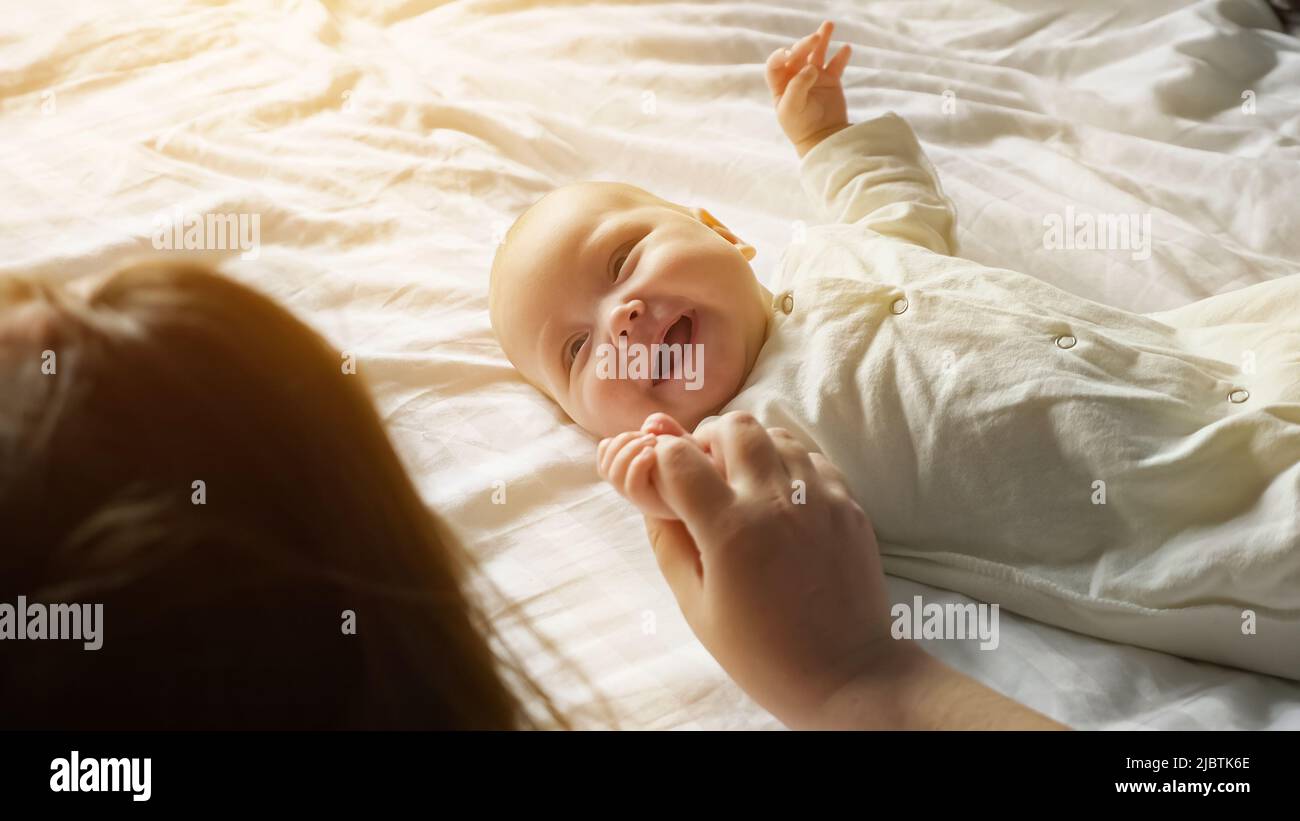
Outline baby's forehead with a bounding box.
[496,184,660,294]
[523,182,653,234]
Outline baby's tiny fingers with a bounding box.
[600,430,643,477]
[626,447,657,497]
[809,21,834,68]
[779,62,820,115]
[765,47,793,98]
[827,42,852,79]
[598,432,630,476]
[609,434,656,485]
[786,26,823,68]
[627,448,677,520]
[641,412,687,437]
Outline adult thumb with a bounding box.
[652,435,734,533]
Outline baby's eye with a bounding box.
[611,254,629,281]
[566,332,589,369]
[610,238,639,281]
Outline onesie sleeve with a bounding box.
[799,113,958,255]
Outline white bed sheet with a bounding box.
[2,0,1298,728]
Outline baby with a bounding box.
[490,21,1300,679]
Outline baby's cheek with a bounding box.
[579,374,650,437]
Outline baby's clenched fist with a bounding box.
[597,413,715,521]
[597,429,674,520]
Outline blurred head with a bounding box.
[489,182,771,438]
[0,261,581,730]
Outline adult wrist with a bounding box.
[794,640,931,730]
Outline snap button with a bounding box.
[1228,388,1250,404]
[774,291,794,315]
[890,297,908,315]
[1055,334,1077,349]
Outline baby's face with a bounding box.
[491,182,770,438]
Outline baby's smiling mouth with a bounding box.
[652,313,695,386]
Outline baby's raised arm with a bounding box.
[768,20,958,255]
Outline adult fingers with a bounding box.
[768,427,817,483]
[696,412,787,492]
[808,450,851,495]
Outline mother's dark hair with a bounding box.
[0,261,584,729]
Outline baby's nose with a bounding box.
[608,298,647,341]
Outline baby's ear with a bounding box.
[690,207,756,262]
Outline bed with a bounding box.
[3,0,1298,729]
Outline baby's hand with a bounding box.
[766,20,852,158]
[597,413,708,521]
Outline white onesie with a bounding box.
[722,113,1300,680]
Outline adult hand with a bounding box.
[643,411,899,728]
[642,411,1069,730]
